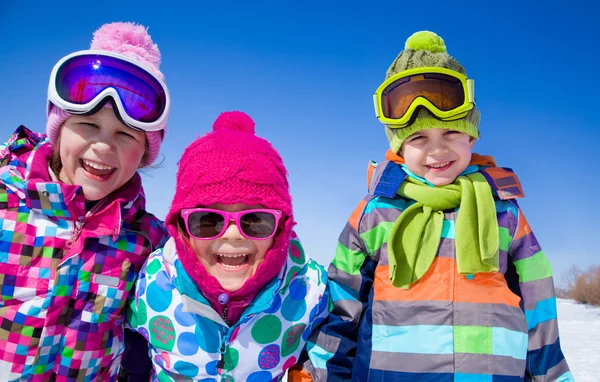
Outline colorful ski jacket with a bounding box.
[0,126,168,381]
[126,235,330,382]
[299,161,572,381]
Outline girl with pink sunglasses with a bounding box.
[121,111,329,381]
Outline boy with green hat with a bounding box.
[289,31,572,381]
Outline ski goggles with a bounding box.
[47,50,170,132]
[373,67,475,128]
[181,208,283,240]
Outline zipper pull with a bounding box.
[221,306,229,326]
[216,341,226,370]
[65,199,107,248]
[218,293,230,325]
[66,216,85,248]
[216,293,230,371]
[216,321,228,371]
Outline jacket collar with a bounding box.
[163,235,311,326]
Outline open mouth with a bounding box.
[80,159,116,180]
[215,253,251,269]
[426,161,454,172]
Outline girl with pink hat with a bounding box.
[0,22,170,380]
[121,111,329,381]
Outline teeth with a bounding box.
[216,253,249,268]
[221,263,242,269]
[82,159,114,171]
[429,161,451,168]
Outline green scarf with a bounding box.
[388,172,499,288]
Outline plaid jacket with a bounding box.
[296,161,572,381]
[0,126,168,381]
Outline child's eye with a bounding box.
[444,130,461,136]
[82,122,99,129]
[408,135,425,142]
[118,130,136,139]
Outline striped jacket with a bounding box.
[0,126,168,381]
[300,161,572,381]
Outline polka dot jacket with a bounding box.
[126,236,330,382]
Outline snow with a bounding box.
[557,298,600,381]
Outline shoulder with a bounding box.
[304,258,328,289]
[129,246,182,329]
[350,193,411,238]
[140,240,179,276]
[283,235,327,295]
[1,126,48,168]
[125,210,169,251]
[291,258,330,326]
[138,247,166,276]
[0,166,25,209]
[480,167,525,201]
[277,256,329,326]
[134,245,180,302]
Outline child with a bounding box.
[123,111,330,381]
[293,31,573,381]
[0,23,170,381]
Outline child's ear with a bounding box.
[469,137,477,149]
[177,216,191,244]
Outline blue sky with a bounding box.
[1,0,598,286]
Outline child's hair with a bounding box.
[45,22,167,168]
[49,135,62,176]
[164,111,295,292]
[384,31,481,153]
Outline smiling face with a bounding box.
[57,107,147,201]
[187,203,275,292]
[400,128,475,186]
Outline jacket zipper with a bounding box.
[65,216,85,248]
[221,306,229,325]
[216,306,229,370]
[65,200,108,249]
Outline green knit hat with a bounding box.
[384,31,480,153]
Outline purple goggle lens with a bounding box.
[54,53,167,123]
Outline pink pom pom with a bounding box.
[212,111,255,134]
[90,22,162,79]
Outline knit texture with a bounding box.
[389,172,499,288]
[383,31,480,153]
[165,111,295,320]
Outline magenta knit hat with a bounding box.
[165,111,295,296]
[46,22,166,166]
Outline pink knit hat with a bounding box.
[165,111,295,299]
[46,22,166,166]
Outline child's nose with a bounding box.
[90,136,116,154]
[427,140,449,155]
[220,220,244,240]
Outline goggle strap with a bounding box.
[373,94,380,118]
[467,79,475,104]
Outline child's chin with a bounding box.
[429,179,453,186]
[427,173,458,186]
[81,187,111,201]
[217,276,249,293]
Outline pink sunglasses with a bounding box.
[181,208,283,240]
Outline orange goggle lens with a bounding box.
[381,73,466,120]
